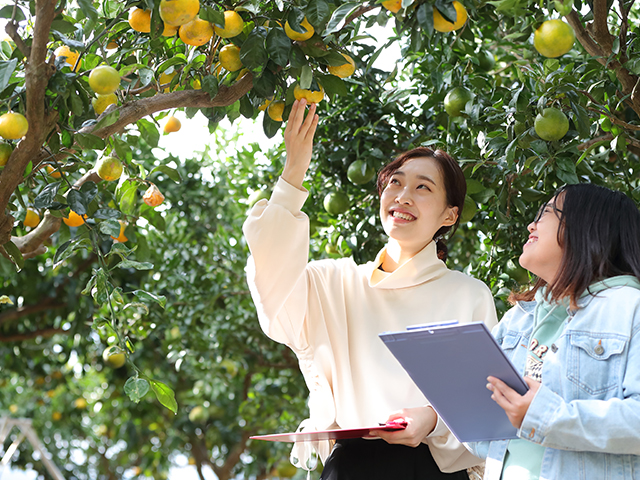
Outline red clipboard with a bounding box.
[250,421,407,443]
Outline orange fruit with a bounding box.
[159,70,177,92]
[103,346,126,366]
[381,0,402,13]
[534,107,569,141]
[191,78,201,89]
[433,1,468,32]
[267,101,285,122]
[0,112,28,140]
[54,45,81,70]
[74,398,87,409]
[46,165,62,178]
[164,116,181,133]
[163,23,179,36]
[110,221,128,243]
[533,19,575,58]
[179,17,213,46]
[92,93,117,115]
[160,0,200,27]
[95,156,123,181]
[285,17,314,41]
[0,142,12,166]
[258,98,271,111]
[24,208,40,228]
[52,412,62,421]
[128,8,151,33]
[89,65,121,95]
[347,160,375,185]
[323,191,350,215]
[214,10,244,38]
[444,86,473,117]
[106,40,118,49]
[219,44,242,71]
[294,84,324,104]
[328,53,356,78]
[143,184,165,207]
[63,210,87,227]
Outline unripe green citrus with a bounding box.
[323,191,350,216]
[534,107,569,141]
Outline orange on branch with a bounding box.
[533,19,575,58]
[54,45,81,70]
[160,0,200,27]
[179,17,213,46]
[267,101,285,122]
[89,65,121,95]
[63,210,87,227]
[159,70,177,92]
[164,116,181,133]
[285,17,314,41]
[46,165,62,178]
[328,53,356,78]
[0,142,12,166]
[219,44,242,71]
[95,156,123,181]
[433,1,468,32]
[0,112,28,140]
[109,221,128,243]
[381,0,402,13]
[24,208,40,228]
[214,11,244,38]
[92,93,117,115]
[163,23,179,36]
[294,84,324,104]
[128,8,152,33]
[143,184,165,207]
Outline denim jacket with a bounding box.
[467,277,640,480]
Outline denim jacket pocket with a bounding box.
[567,332,627,395]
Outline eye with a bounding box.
[389,178,400,185]
[417,184,431,191]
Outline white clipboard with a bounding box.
[379,322,528,443]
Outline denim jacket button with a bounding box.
[594,345,604,355]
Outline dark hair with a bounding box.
[377,147,467,261]
[511,183,640,309]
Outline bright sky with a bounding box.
[1,16,400,480]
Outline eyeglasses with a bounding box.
[533,202,563,223]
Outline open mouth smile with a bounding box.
[390,210,416,221]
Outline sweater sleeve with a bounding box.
[243,177,312,350]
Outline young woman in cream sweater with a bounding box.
[244,99,497,479]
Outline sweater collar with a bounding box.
[367,241,449,289]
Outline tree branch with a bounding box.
[4,19,30,58]
[0,303,67,326]
[565,11,605,59]
[0,327,66,342]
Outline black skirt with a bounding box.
[320,438,470,480]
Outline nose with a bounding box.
[527,221,536,233]
[395,187,413,205]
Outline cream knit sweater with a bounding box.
[244,178,498,472]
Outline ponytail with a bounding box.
[436,239,448,261]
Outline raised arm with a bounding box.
[282,99,319,190]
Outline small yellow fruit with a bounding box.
[179,17,214,46]
[74,397,87,409]
[159,70,177,93]
[533,19,575,58]
[143,184,165,207]
[219,44,242,71]
[110,220,128,243]
[106,40,118,49]
[328,53,356,78]
[0,142,12,166]
[89,65,121,95]
[267,101,285,122]
[285,17,314,41]
[159,0,200,27]
[258,98,271,111]
[92,93,117,115]
[54,45,81,70]
[163,23,179,36]
[214,10,244,38]
[46,165,62,178]
[24,208,40,228]
[52,411,62,421]
[433,1,468,32]
[294,84,324,104]
[95,156,123,181]
[0,112,29,140]
[103,346,126,368]
[9,404,18,414]
[128,8,152,33]
[164,116,181,133]
[63,210,87,227]
[192,78,201,89]
[381,0,402,13]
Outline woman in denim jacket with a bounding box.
[467,183,640,480]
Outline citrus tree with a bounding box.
[2,0,640,478]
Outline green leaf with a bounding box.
[110,287,124,305]
[93,109,120,131]
[316,74,347,100]
[300,65,312,89]
[67,189,88,215]
[107,242,134,260]
[266,28,291,67]
[240,31,268,70]
[150,165,182,182]
[34,182,62,209]
[434,0,458,22]
[202,75,219,99]
[253,70,276,98]
[53,238,92,269]
[200,5,224,26]
[0,59,18,92]
[133,289,167,308]
[307,0,331,25]
[416,3,434,36]
[150,380,178,414]
[99,219,121,238]
[75,132,106,150]
[119,182,138,215]
[76,0,98,21]
[123,302,150,315]
[3,241,24,271]
[323,3,360,36]
[125,377,150,403]
[137,119,160,148]
[138,67,154,87]
[93,269,110,304]
[263,108,282,138]
[93,208,121,220]
[119,259,154,270]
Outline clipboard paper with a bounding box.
[250,422,407,443]
[379,322,528,443]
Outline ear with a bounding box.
[442,206,459,227]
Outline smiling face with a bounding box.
[519,196,565,283]
[379,157,458,256]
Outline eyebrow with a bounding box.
[393,170,437,186]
